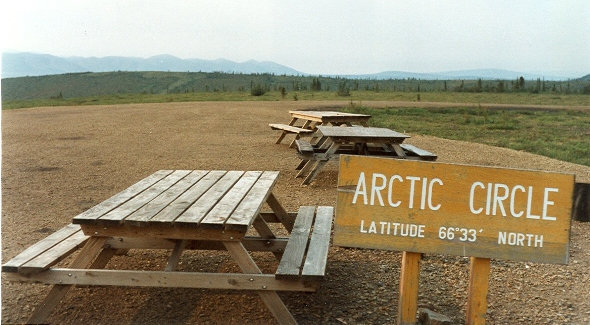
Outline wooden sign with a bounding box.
[335,155,575,264]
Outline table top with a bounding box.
[73,170,279,240]
[316,126,410,142]
[289,110,371,123]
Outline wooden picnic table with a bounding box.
[295,126,437,185]
[288,110,371,126]
[270,110,371,147]
[3,170,333,324]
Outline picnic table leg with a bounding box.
[301,143,340,185]
[295,159,308,170]
[266,192,294,231]
[309,122,327,144]
[296,159,315,178]
[223,241,297,325]
[252,216,283,260]
[390,143,407,158]
[302,160,327,185]
[316,136,331,149]
[289,120,313,148]
[288,134,301,148]
[274,118,298,144]
[275,131,288,144]
[27,237,110,324]
[164,240,188,271]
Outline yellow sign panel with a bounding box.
[335,155,575,264]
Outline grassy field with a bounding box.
[3,90,590,110]
[342,104,590,166]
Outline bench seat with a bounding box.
[295,139,315,154]
[270,123,315,146]
[400,144,437,161]
[276,206,333,281]
[2,224,90,275]
[295,141,437,161]
[269,123,314,134]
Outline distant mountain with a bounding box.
[1,52,302,78]
[1,52,584,80]
[345,69,576,81]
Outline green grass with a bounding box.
[3,90,590,110]
[342,105,590,166]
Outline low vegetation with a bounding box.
[3,90,590,110]
[343,104,590,166]
[3,71,590,106]
[2,71,589,167]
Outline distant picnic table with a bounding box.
[294,126,437,185]
[270,110,371,147]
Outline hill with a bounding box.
[344,68,575,81]
[3,52,585,80]
[1,52,301,78]
[3,70,590,102]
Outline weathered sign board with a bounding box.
[335,155,575,264]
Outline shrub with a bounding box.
[337,82,350,96]
[250,84,266,96]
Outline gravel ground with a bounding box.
[2,101,589,324]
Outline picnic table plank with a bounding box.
[269,124,314,134]
[316,126,409,142]
[149,170,227,224]
[302,206,334,279]
[2,224,83,273]
[99,170,191,223]
[289,111,371,125]
[174,171,244,225]
[275,206,315,278]
[200,171,262,227]
[225,171,280,230]
[25,236,109,324]
[19,231,90,273]
[73,170,174,224]
[124,170,208,225]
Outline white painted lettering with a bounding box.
[469,181,485,214]
[359,220,426,238]
[406,176,420,209]
[542,188,558,221]
[470,182,558,222]
[428,178,443,210]
[492,183,509,216]
[359,219,367,233]
[498,231,544,247]
[371,173,387,206]
[379,221,388,234]
[352,172,367,205]
[368,221,377,234]
[510,185,525,217]
[526,186,540,219]
[485,183,493,215]
[387,175,403,207]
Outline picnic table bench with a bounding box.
[2,170,334,324]
[294,126,437,185]
[270,110,371,147]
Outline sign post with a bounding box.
[336,155,574,323]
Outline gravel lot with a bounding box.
[2,101,589,324]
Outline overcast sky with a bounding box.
[1,0,589,75]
